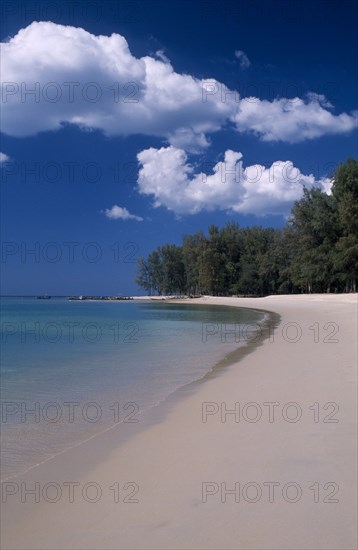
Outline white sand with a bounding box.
[1,294,357,549]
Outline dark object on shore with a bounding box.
[67,296,133,301]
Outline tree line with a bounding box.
[136,158,358,296]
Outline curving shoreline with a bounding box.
[2,294,357,549]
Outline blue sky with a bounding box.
[1,0,357,295]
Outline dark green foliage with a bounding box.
[136,159,358,295]
[287,188,339,292]
[331,158,358,292]
[136,244,185,295]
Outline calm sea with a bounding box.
[0,297,265,479]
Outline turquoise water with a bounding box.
[0,297,265,479]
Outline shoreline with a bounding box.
[1,294,357,549]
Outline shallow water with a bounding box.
[0,297,265,479]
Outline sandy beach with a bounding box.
[1,294,357,550]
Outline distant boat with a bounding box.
[36,295,51,299]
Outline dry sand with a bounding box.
[1,294,357,549]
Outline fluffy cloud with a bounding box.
[166,128,211,152]
[1,21,232,146]
[235,50,251,69]
[103,205,143,221]
[233,93,357,143]
[137,146,333,216]
[0,152,11,163]
[1,22,356,147]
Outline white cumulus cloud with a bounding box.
[0,21,232,148]
[1,22,356,147]
[137,146,333,216]
[233,94,357,143]
[103,205,143,221]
